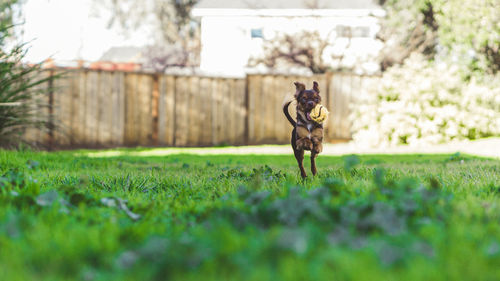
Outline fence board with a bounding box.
[85,71,99,146]
[124,73,134,145]
[97,71,112,145]
[199,77,212,145]
[227,79,236,144]
[24,70,50,145]
[158,75,175,146]
[276,76,291,142]
[138,74,153,145]
[216,79,226,144]
[187,76,200,146]
[175,76,189,146]
[235,79,246,144]
[111,72,125,145]
[340,74,352,139]
[247,75,261,144]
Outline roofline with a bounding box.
[192,8,386,17]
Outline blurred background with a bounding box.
[1,0,499,149]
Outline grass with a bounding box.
[1,148,500,280]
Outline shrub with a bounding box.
[351,54,500,147]
[0,14,53,147]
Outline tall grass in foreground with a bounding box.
[0,151,499,280]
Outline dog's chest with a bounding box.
[306,123,313,132]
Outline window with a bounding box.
[336,25,352,38]
[353,26,370,38]
[336,25,370,38]
[251,28,263,38]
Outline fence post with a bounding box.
[244,74,250,145]
[47,69,55,150]
[152,74,159,146]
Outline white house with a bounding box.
[192,0,386,76]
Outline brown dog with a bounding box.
[283,81,324,178]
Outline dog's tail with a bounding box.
[283,99,296,127]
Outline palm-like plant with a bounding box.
[0,2,54,148]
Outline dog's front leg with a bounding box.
[310,127,323,176]
[296,126,313,151]
[311,128,323,154]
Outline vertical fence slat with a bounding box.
[225,79,234,144]
[210,79,218,145]
[187,76,200,146]
[235,79,246,145]
[124,73,136,145]
[216,79,225,144]
[198,77,212,146]
[85,71,99,146]
[175,76,188,146]
[158,75,175,146]
[340,74,352,139]
[247,75,262,144]
[329,74,342,139]
[74,71,87,145]
[97,71,111,146]
[138,74,153,145]
[51,70,67,146]
[111,72,125,145]
[276,76,290,143]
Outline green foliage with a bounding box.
[1,150,500,280]
[0,0,20,44]
[0,2,54,148]
[380,0,500,74]
[352,54,500,146]
[432,0,500,74]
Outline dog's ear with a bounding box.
[294,82,305,98]
[312,81,320,93]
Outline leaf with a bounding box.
[69,193,92,206]
[35,190,59,207]
[100,197,117,207]
[26,160,39,170]
[343,155,361,171]
[116,198,142,221]
[101,197,141,221]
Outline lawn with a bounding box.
[1,149,500,281]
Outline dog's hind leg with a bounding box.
[295,149,307,178]
[291,128,307,178]
[311,152,318,176]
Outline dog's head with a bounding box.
[294,81,321,120]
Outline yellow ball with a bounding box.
[310,104,329,124]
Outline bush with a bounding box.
[0,13,53,147]
[351,54,500,147]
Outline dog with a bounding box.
[283,81,323,178]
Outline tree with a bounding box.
[432,0,499,74]
[0,0,23,44]
[376,0,438,71]
[93,0,200,70]
[249,29,361,74]
[378,0,499,74]
[250,31,331,74]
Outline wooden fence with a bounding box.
[23,69,378,148]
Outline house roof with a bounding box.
[195,0,381,10]
[99,46,144,63]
